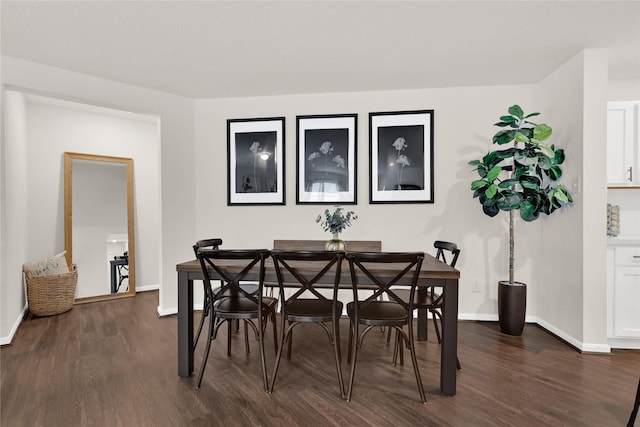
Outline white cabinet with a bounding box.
[609,246,640,341]
[607,101,639,185]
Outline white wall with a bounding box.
[535,49,610,351]
[1,90,29,343]
[1,56,196,341]
[581,50,609,349]
[194,85,540,320]
[23,95,161,297]
[193,53,611,350]
[2,52,612,351]
[609,79,640,101]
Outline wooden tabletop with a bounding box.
[177,252,459,282]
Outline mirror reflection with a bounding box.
[64,152,135,302]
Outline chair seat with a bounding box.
[215,296,277,318]
[212,283,259,297]
[286,299,343,322]
[394,288,441,307]
[347,301,408,326]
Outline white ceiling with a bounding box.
[2,1,639,99]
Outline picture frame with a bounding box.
[227,117,285,205]
[296,114,357,204]
[369,110,434,204]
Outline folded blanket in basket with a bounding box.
[22,251,69,277]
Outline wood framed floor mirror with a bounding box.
[64,152,136,303]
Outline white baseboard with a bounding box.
[459,313,499,322]
[156,303,203,317]
[136,283,160,292]
[536,318,611,353]
[607,337,640,350]
[460,314,612,353]
[457,313,537,323]
[581,343,613,353]
[0,304,28,346]
[157,306,177,316]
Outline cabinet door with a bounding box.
[607,102,637,184]
[613,266,640,337]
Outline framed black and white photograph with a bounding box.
[227,117,285,205]
[369,110,434,204]
[296,114,357,204]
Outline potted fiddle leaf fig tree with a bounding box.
[469,105,573,336]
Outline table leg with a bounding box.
[178,272,194,377]
[417,287,428,341]
[441,278,458,395]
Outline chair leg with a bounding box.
[268,314,290,393]
[195,306,216,389]
[271,309,278,354]
[397,329,404,365]
[407,323,427,404]
[258,319,268,392]
[333,316,345,397]
[244,320,250,355]
[193,296,209,351]
[334,316,342,363]
[391,328,405,366]
[346,321,359,402]
[392,328,399,366]
[431,309,442,343]
[287,320,294,360]
[347,318,353,364]
[227,321,232,357]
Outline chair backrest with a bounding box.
[273,240,381,252]
[346,251,424,311]
[270,250,345,308]
[434,240,460,267]
[193,238,223,258]
[196,249,270,303]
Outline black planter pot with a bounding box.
[498,281,527,336]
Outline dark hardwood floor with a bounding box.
[1,291,638,426]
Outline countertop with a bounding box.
[607,236,640,247]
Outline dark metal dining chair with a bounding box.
[192,239,267,355]
[390,240,462,370]
[192,238,223,351]
[268,250,346,397]
[345,251,426,403]
[114,252,129,292]
[195,248,277,391]
[425,241,461,343]
[629,377,640,427]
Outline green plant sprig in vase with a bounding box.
[316,206,358,250]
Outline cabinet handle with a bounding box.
[628,166,633,182]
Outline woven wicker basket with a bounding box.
[25,265,78,316]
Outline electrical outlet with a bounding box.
[572,177,581,194]
[471,280,481,293]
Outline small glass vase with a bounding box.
[325,232,346,251]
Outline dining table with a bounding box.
[176,252,461,395]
